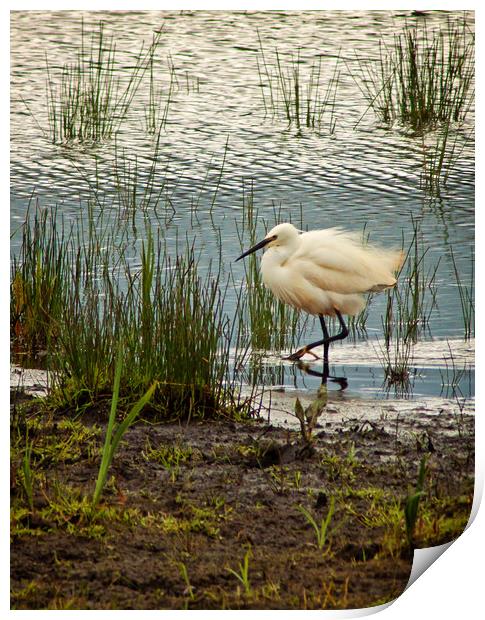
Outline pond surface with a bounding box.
[10,10,475,400]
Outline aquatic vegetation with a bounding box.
[10,200,72,362]
[10,201,254,420]
[353,17,474,131]
[257,34,340,132]
[109,131,175,222]
[419,122,473,197]
[379,220,439,391]
[45,22,163,144]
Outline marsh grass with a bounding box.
[11,200,71,362]
[353,18,474,131]
[46,22,162,144]
[419,122,473,197]
[440,342,471,402]
[380,221,439,390]
[257,34,340,132]
[11,201,253,421]
[21,438,34,513]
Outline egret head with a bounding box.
[235,223,299,261]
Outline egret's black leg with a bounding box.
[285,310,349,362]
[319,315,330,365]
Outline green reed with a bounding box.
[257,34,340,132]
[92,349,157,508]
[353,18,474,131]
[46,22,162,144]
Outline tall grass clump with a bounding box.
[11,202,251,420]
[353,18,474,131]
[11,201,72,362]
[46,22,162,144]
[257,34,340,132]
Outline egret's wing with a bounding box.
[292,229,403,295]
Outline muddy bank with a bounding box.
[11,390,474,610]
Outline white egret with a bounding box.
[236,222,403,365]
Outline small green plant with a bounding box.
[92,350,157,508]
[227,548,252,595]
[294,384,328,444]
[404,456,427,547]
[321,445,358,484]
[178,562,195,601]
[297,497,335,551]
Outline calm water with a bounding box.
[10,10,475,398]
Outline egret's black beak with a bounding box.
[236,236,276,262]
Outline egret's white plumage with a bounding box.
[236,222,403,366]
[258,223,403,317]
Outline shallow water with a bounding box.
[10,10,475,399]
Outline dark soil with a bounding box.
[10,396,474,610]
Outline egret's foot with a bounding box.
[285,347,320,362]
